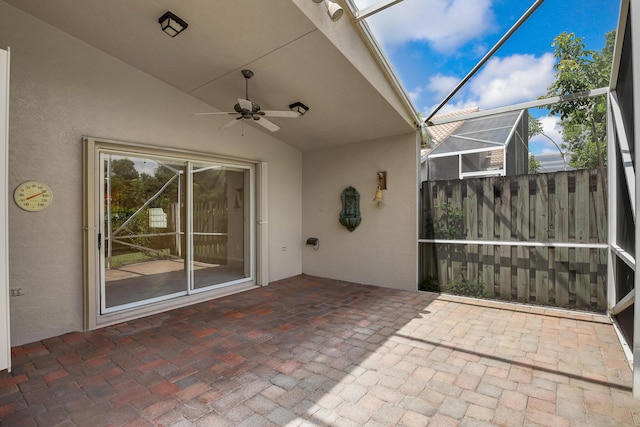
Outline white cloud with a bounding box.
[361,0,496,52]
[426,74,459,99]
[421,99,479,119]
[407,86,423,104]
[419,53,555,116]
[529,115,564,155]
[469,53,556,108]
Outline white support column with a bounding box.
[607,94,617,313]
[0,47,10,372]
[256,162,269,286]
[632,0,640,399]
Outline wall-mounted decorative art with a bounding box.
[339,186,361,232]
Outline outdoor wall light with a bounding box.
[306,237,320,250]
[289,102,309,116]
[373,171,387,206]
[377,171,387,190]
[312,0,344,22]
[158,11,188,37]
[373,187,383,206]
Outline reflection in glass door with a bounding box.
[191,164,250,290]
[101,154,187,312]
[100,152,252,314]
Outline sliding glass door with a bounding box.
[99,151,252,314]
[191,163,250,290]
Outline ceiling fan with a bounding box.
[195,69,305,132]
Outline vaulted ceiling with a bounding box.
[5,0,416,151]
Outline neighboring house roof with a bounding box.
[425,107,479,145]
[428,109,526,157]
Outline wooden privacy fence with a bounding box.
[419,170,608,311]
[192,201,228,265]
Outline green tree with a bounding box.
[544,31,614,170]
[110,158,139,180]
[109,158,142,208]
[528,154,541,174]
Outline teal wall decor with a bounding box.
[339,186,361,232]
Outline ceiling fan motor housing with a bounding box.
[195,69,297,132]
[234,100,263,118]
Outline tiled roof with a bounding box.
[425,107,479,144]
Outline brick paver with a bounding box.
[1,274,640,426]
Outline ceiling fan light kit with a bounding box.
[289,102,309,116]
[195,70,307,132]
[158,11,188,37]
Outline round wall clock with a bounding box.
[14,181,53,212]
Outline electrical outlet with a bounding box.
[10,288,24,297]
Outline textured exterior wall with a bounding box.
[302,134,419,291]
[1,2,302,345]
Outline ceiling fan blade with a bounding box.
[262,110,300,118]
[254,117,280,132]
[238,98,252,111]
[194,112,236,116]
[219,117,241,130]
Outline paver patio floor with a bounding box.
[1,274,639,426]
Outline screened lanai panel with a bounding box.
[427,155,459,181]
[617,15,635,167]
[461,149,504,174]
[427,110,524,156]
[429,137,505,155]
[615,134,635,257]
[456,128,513,143]
[454,111,522,135]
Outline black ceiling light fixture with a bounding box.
[289,102,309,116]
[158,11,188,37]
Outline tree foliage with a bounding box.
[528,154,541,174]
[528,116,544,138]
[544,30,614,170]
[107,158,230,239]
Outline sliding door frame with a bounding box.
[83,137,266,330]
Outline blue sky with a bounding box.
[352,0,620,155]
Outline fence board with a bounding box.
[535,246,549,304]
[555,174,570,307]
[436,185,449,286]
[419,170,607,311]
[574,173,590,307]
[516,176,529,300]
[595,170,608,242]
[575,170,590,243]
[192,201,228,265]
[498,179,512,299]
[576,248,591,307]
[452,185,463,281]
[481,180,495,295]
[466,182,479,281]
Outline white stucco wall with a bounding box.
[302,134,418,291]
[1,2,302,345]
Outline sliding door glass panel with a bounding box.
[191,164,249,290]
[102,154,187,311]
